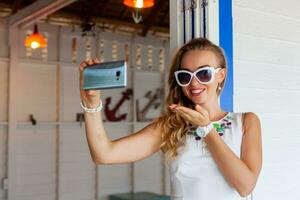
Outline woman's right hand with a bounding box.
[79,58,101,108]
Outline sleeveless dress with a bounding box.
[169,112,244,200]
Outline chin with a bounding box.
[188,95,207,105]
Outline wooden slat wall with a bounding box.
[16,63,57,122]
[60,125,95,200]
[0,19,169,200]
[133,70,165,194]
[97,123,132,200]
[233,0,300,199]
[14,124,56,200]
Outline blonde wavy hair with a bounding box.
[154,37,228,164]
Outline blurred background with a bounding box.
[0,0,299,200]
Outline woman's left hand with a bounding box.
[169,104,211,127]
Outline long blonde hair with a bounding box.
[154,37,228,163]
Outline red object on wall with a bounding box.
[104,89,133,121]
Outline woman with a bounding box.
[79,37,262,200]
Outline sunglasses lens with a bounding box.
[196,69,212,83]
[177,72,191,85]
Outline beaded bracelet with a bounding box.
[80,100,103,113]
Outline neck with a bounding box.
[197,96,227,122]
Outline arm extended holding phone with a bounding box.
[79,59,163,165]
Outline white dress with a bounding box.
[169,112,244,200]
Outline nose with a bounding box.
[190,76,200,86]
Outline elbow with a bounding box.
[233,173,258,198]
[91,155,106,165]
[90,144,112,165]
[93,158,102,165]
[93,158,114,165]
[90,141,112,165]
[92,157,102,165]
[238,189,252,198]
[236,180,256,197]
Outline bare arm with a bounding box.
[79,59,163,165]
[85,111,163,164]
[204,112,262,197]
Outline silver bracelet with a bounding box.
[80,100,103,113]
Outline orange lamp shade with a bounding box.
[123,0,154,8]
[24,24,47,49]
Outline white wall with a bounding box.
[233,0,300,199]
[0,18,169,200]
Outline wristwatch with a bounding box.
[196,123,213,138]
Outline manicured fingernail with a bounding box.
[169,104,178,109]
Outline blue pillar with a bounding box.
[219,0,234,112]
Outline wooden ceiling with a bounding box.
[0,0,169,37]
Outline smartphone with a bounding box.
[83,60,127,90]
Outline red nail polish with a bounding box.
[169,105,176,109]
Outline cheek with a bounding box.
[207,83,218,94]
[181,87,190,96]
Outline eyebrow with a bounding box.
[180,65,210,71]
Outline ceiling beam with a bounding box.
[141,0,165,37]
[11,0,23,14]
[9,0,76,28]
[48,11,169,34]
[98,0,111,18]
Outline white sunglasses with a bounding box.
[174,66,221,86]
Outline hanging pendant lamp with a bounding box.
[24,24,47,49]
[123,0,154,24]
[123,0,154,8]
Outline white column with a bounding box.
[207,0,219,45]
[169,0,183,57]
[170,0,220,56]
[7,25,19,200]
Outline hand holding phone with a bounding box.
[79,59,102,109]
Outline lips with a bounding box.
[190,88,205,94]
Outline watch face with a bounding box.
[196,123,213,138]
[196,127,206,137]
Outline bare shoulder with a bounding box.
[240,112,263,179]
[243,112,261,133]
